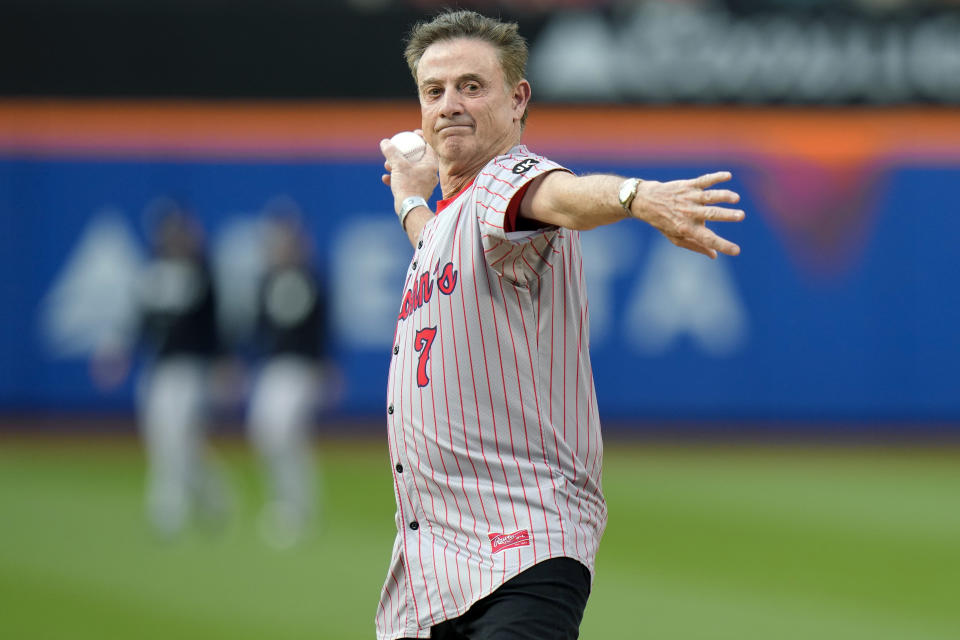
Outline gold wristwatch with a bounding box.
[617,178,642,215]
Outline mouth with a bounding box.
[437,124,473,135]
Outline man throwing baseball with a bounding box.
[377,10,743,640]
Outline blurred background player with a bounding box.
[246,203,330,548]
[95,199,230,539]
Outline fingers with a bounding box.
[700,206,745,223]
[677,224,740,258]
[654,171,742,257]
[382,174,391,186]
[700,229,740,256]
[714,238,740,256]
[699,189,740,205]
[673,237,717,259]
[379,138,400,162]
[691,171,732,189]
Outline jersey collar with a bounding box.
[434,145,527,214]
[436,177,476,214]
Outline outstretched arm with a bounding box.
[520,170,744,259]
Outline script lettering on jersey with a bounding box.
[398,261,459,321]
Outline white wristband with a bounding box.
[398,196,428,229]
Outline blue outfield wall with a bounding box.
[2,155,958,424]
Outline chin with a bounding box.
[439,137,474,161]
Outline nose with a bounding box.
[438,86,464,119]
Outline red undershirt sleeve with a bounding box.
[503,182,532,234]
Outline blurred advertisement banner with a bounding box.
[2,2,959,104]
[531,3,960,104]
[2,101,958,422]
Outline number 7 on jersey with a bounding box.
[414,326,438,388]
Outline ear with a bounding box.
[512,80,531,121]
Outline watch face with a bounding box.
[619,180,635,204]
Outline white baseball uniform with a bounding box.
[377,145,607,639]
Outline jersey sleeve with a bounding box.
[473,149,571,286]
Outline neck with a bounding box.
[439,134,521,199]
[440,158,486,199]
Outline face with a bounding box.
[416,38,529,170]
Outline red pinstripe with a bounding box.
[477,212,505,226]
[421,301,460,616]
[470,241,516,588]
[503,279,554,555]
[458,208,508,537]
[483,238,505,253]
[559,245,575,558]
[488,247,516,269]
[400,305,435,625]
[479,170,514,189]
[454,194,506,596]
[572,248,589,561]
[545,239,567,554]
[489,274,539,558]
[422,210,473,616]
[476,184,509,201]
[510,250,522,284]
[448,201,490,598]
[439,280,484,600]
[385,327,411,632]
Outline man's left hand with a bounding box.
[632,171,744,259]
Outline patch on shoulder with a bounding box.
[511,159,539,175]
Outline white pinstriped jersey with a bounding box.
[377,145,607,639]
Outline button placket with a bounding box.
[393,446,425,538]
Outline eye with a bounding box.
[423,86,441,99]
[463,82,480,93]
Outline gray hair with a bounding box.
[404,10,529,126]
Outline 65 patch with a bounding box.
[512,159,539,175]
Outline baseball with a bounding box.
[390,131,426,162]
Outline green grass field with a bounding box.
[1,434,958,639]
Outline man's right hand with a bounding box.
[380,130,439,215]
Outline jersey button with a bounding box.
[393,345,399,355]
[412,260,418,270]
[395,463,403,473]
[387,404,394,415]
[409,521,419,531]
[417,240,423,249]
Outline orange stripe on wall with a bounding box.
[1,100,959,162]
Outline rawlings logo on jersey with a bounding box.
[488,530,530,553]
[512,158,539,175]
[398,261,458,321]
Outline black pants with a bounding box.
[402,557,592,640]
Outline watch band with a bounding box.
[618,177,642,215]
[398,196,428,229]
